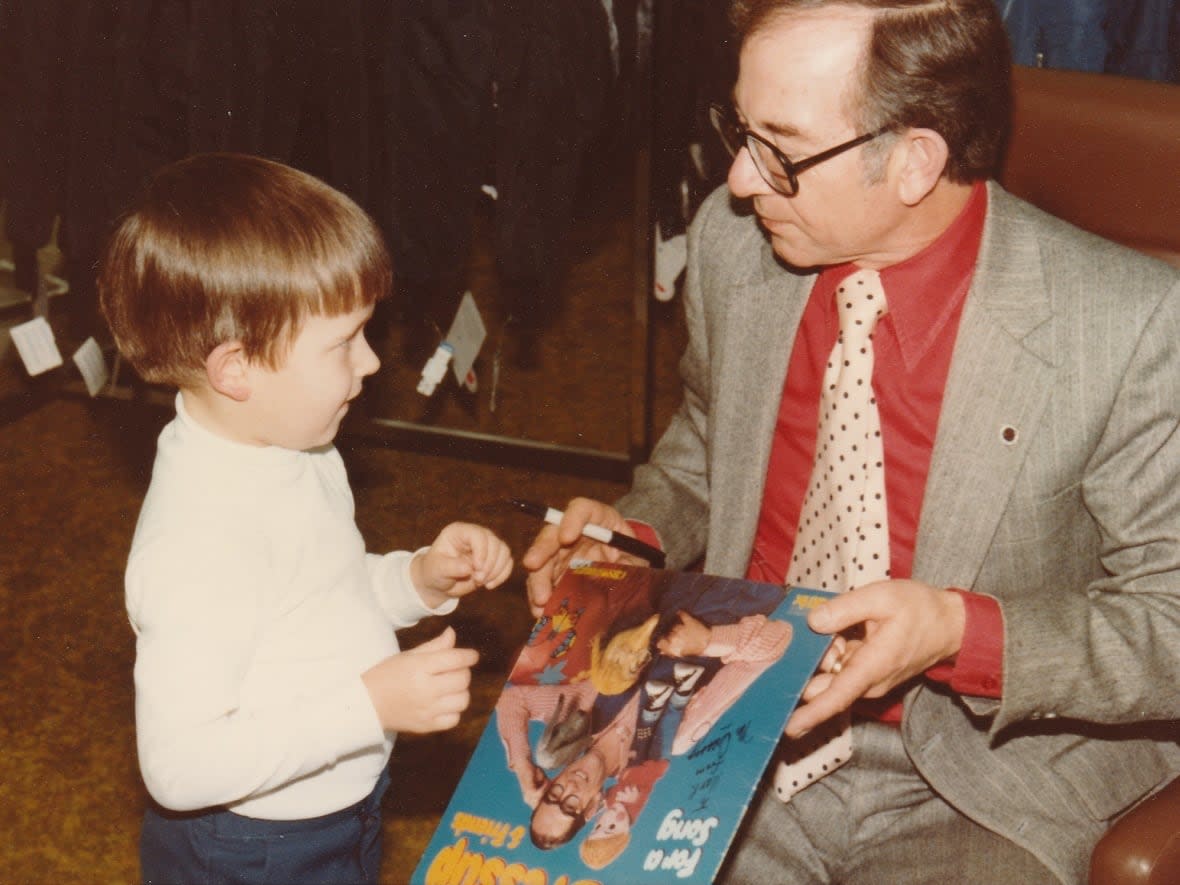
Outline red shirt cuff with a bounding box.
[625,519,663,552]
[925,589,1003,698]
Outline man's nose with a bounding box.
[727,145,770,198]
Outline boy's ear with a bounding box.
[205,340,252,402]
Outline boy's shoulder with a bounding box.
[134,412,350,549]
[134,416,276,541]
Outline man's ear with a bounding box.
[892,127,950,207]
[205,340,252,402]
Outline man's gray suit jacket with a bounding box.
[617,181,1180,883]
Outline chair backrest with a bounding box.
[999,65,1180,269]
[997,66,1180,885]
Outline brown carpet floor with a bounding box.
[0,195,686,883]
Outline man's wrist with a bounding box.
[926,589,1003,697]
[942,585,968,662]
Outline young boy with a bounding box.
[99,153,514,884]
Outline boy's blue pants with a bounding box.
[140,769,390,885]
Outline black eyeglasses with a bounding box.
[709,103,886,196]
[542,781,587,818]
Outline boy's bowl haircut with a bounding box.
[98,153,392,386]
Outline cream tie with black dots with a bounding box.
[774,268,891,802]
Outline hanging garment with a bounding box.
[387,0,616,326]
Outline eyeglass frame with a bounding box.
[541,779,589,819]
[708,103,889,196]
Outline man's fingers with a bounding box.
[522,524,563,571]
[808,596,859,634]
[557,497,625,546]
[526,561,561,618]
[808,581,896,633]
[787,660,875,737]
[819,635,847,670]
[787,690,849,737]
[799,671,836,702]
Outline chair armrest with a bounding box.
[1090,776,1180,885]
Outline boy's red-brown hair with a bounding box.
[98,153,391,386]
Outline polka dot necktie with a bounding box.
[774,268,891,802]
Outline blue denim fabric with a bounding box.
[997,0,1179,81]
[140,769,390,885]
[1107,0,1180,81]
[996,0,1111,70]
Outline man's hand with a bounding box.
[412,522,514,609]
[785,580,966,737]
[362,627,479,733]
[521,497,637,617]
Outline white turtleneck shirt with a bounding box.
[126,395,454,820]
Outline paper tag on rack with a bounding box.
[446,291,486,389]
[72,337,110,396]
[9,316,63,375]
[654,226,687,302]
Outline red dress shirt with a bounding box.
[746,182,1002,713]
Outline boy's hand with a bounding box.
[362,627,479,733]
[412,522,514,608]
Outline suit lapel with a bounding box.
[914,185,1059,588]
[702,187,1059,586]
[707,245,813,577]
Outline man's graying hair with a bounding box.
[729,0,1012,183]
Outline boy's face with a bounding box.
[245,305,379,450]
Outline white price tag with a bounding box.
[9,316,63,376]
[445,291,487,388]
[654,228,687,302]
[72,337,110,396]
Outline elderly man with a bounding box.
[523,1,1180,882]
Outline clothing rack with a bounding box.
[2,11,658,483]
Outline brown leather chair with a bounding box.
[1001,65,1180,267]
[999,65,1180,885]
